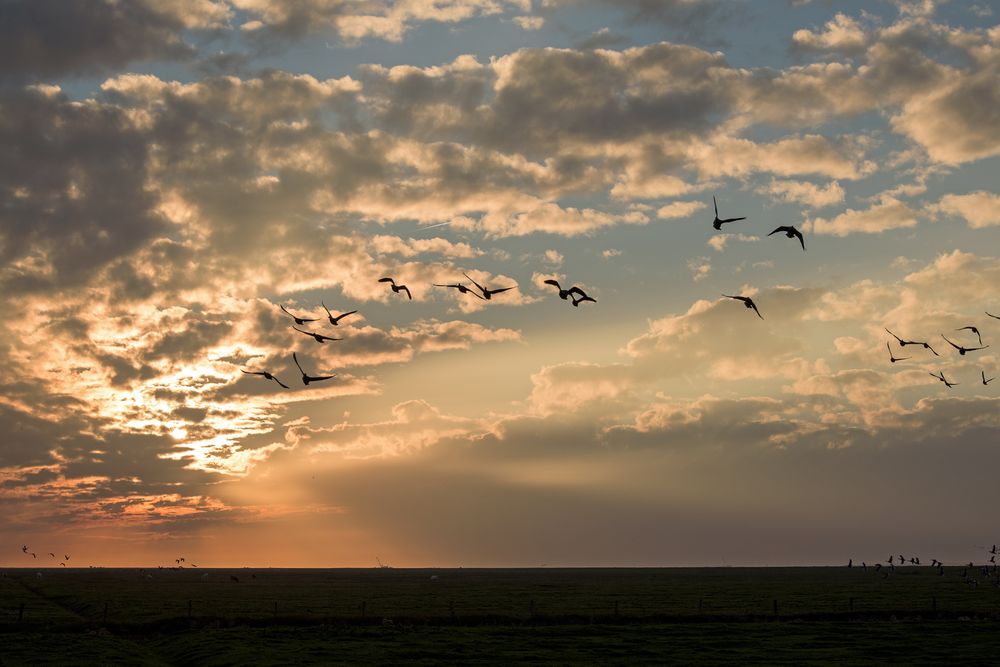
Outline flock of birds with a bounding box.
[848,544,1000,588]
[885,319,997,388]
[238,196,808,388]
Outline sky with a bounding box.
[2,0,1000,568]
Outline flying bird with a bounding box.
[887,343,910,364]
[241,369,289,389]
[292,326,342,344]
[433,283,485,299]
[767,225,805,250]
[956,326,983,345]
[544,280,595,306]
[941,334,989,356]
[280,304,318,325]
[983,371,995,385]
[21,545,27,553]
[722,294,763,319]
[464,273,516,300]
[322,303,357,326]
[378,277,412,300]
[930,371,958,388]
[293,352,335,386]
[711,196,746,230]
[885,329,939,355]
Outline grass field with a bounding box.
[3,567,1000,664]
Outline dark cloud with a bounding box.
[0,1,197,82]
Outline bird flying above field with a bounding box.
[378,277,412,300]
[322,303,357,326]
[21,545,27,553]
[293,352,335,385]
[711,196,746,230]
[983,371,995,385]
[887,343,909,363]
[292,326,342,344]
[434,283,484,299]
[956,326,983,345]
[280,304,318,325]
[941,334,989,356]
[767,225,805,250]
[722,294,763,319]
[464,273,516,300]
[241,369,289,389]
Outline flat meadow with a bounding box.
[3,567,1000,664]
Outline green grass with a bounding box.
[2,567,999,664]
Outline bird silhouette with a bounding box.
[987,312,1000,320]
[956,326,983,345]
[378,277,412,300]
[21,545,27,553]
[241,369,289,389]
[463,273,516,300]
[280,304,318,325]
[722,294,763,319]
[322,303,357,326]
[930,371,958,388]
[885,329,939,355]
[293,352,335,385]
[433,283,484,299]
[711,196,746,230]
[941,334,989,356]
[767,225,805,250]
[983,371,995,385]
[292,326,342,344]
[887,343,910,363]
[544,279,595,306]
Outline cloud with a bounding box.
[657,200,706,219]
[791,13,868,54]
[759,179,845,208]
[930,191,1000,229]
[0,0,230,82]
[807,196,919,236]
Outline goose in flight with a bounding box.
[464,273,516,300]
[322,303,357,326]
[378,277,412,300]
[241,369,289,389]
[983,371,995,385]
[930,371,958,388]
[433,283,484,299]
[711,196,746,230]
[722,294,763,319]
[885,329,939,356]
[956,326,983,345]
[543,280,595,305]
[887,343,910,363]
[293,352,335,385]
[280,304,318,326]
[292,326,342,344]
[767,225,805,250]
[941,334,989,356]
[21,545,27,553]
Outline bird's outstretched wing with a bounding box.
[713,195,718,217]
[400,286,412,300]
[719,216,746,224]
[940,335,961,350]
[489,286,516,295]
[767,226,787,236]
[322,301,332,316]
[987,312,1000,320]
[749,301,763,319]
[792,228,805,250]
[885,328,904,344]
[292,352,306,374]
[309,374,335,382]
[543,279,561,289]
[378,277,395,284]
[273,377,290,389]
[566,286,589,299]
[463,272,486,294]
[242,369,265,377]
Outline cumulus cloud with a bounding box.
[807,196,919,236]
